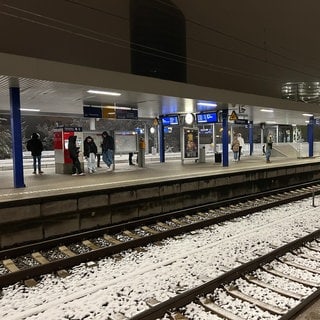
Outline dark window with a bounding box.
[130,0,186,82]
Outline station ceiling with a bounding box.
[0,54,319,126]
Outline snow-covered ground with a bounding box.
[1,198,319,320]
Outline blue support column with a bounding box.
[159,121,165,162]
[307,116,314,157]
[249,121,253,156]
[222,109,229,167]
[9,86,25,188]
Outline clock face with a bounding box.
[185,113,194,124]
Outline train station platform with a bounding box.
[0,153,319,202]
[0,153,320,249]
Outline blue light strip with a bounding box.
[307,116,314,157]
[222,109,229,167]
[249,121,253,156]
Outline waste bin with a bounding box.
[214,152,221,163]
[199,146,206,163]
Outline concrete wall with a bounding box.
[0,162,320,248]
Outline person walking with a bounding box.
[84,136,98,173]
[237,133,245,161]
[101,131,115,170]
[68,135,84,176]
[265,134,273,163]
[231,134,240,162]
[26,132,44,174]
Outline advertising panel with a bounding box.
[183,127,199,159]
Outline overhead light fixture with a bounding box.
[302,113,313,117]
[103,105,132,110]
[260,109,273,113]
[87,90,121,96]
[20,108,40,112]
[197,102,217,107]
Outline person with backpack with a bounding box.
[83,136,98,173]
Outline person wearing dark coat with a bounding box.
[68,135,84,176]
[26,132,44,174]
[101,131,115,170]
[83,136,98,173]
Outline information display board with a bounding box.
[196,112,218,124]
[161,115,179,126]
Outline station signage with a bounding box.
[234,119,248,124]
[83,105,138,120]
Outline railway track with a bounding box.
[0,182,320,289]
[130,232,320,320]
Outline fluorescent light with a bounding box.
[260,109,273,113]
[266,121,276,124]
[302,113,313,117]
[197,102,217,107]
[20,108,40,112]
[87,90,121,96]
[103,106,131,110]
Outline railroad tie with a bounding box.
[31,252,49,265]
[141,225,159,235]
[31,252,69,278]
[145,297,161,307]
[185,215,199,221]
[199,297,245,320]
[2,259,37,287]
[306,244,320,253]
[82,240,100,250]
[103,234,122,245]
[171,218,186,226]
[262,266,320,287]
[279,257,320,274]
[168,311,189,319]
[58,246,77,257]
[226,287,287,315]
[156,222,172,230]
[300,253,320,262]
[196,212,208,218]
[2,259,19,273]
[245,275,304,299]
[122,230,141,239]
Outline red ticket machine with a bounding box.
[54,126,83,174]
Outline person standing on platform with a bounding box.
[96,140,102,168]
[128,152,135,165]
[84,136,97,173]
[101,131,115,170]
[237,133,245,161]
[231,134,240,162]
[265,134,273,163]
[26,132,44,174]
[68,135,84,176]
